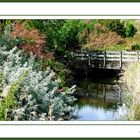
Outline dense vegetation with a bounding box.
[0,19,140,121]
[0,20,77,121]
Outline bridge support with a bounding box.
[120,51,122,69]
[137,51,139,62]
[88,52,91,66]
[103,51,106,68]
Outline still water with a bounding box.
[73,77,125,120]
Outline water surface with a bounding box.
[73,77,124,120]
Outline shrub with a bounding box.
[0,22,16,51]
[41,59,69,88]
[131,44,140,50]
[0,20,13,36]
[60,20,84,50]
[82,24,125,50]
[0,70,28,120]
[0,46,76,121]
[107,20,125,37]
[124,21,137,37]
[11,21,53,59]
[28,20,66,52]
[102,20,137,38]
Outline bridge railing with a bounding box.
[74,50,140,61]
[73,50,140,69]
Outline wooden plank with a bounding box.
[91,54,104,57]
[106,58,121,61]
[91,58,104,61]
[122,55,138,58]
[122,59,138,61]
[76,57,87,60]
[122,51,138,55]
[106,55,120,58]
[75,54,88,57]
[106,51,120,54]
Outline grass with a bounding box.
[121,62,140,120]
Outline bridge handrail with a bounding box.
[73,50,140,69]
[74,50,139,59]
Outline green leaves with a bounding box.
[124,21,137,37]
[28,19,65,51]
[0,69,29,120]
[0,70,3,93]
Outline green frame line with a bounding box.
[0,0,140,3]
[0,138,139,139]
[1,0,140,2]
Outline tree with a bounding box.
[28,19,66,52]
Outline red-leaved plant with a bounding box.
[11,21,53,59]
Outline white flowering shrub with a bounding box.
[0,46,76,121]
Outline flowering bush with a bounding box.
[0,46,76,121]
[11,21,53,59]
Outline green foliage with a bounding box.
[41,59,69,88]
[106,20,125,37]
[106,20,137,38]
[28,20,65,51]
[27,19,137,53]
[79,20,137,51]
[95,44,129,51]
[132,44,140,50]
[60,20,85,50]
[124,21,137,37]
[0,71,3,93]
[0,70,28,120]
[0,20,13,36]
[28,20,87,52]
[0,21,17,50]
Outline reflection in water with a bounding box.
[73,77,124,120]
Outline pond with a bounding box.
[73,76,125,121]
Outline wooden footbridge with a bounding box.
[71,50,140,70]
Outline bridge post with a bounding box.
[103,51,106,68]
[88,51,91,66]
[120,51,122,69]
[137,51,139,62]
[103,85,106,102]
